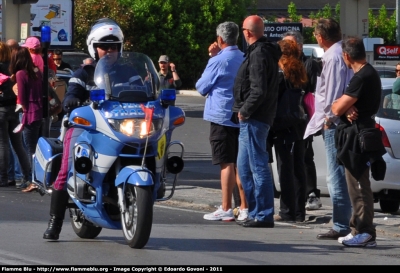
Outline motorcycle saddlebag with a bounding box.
[34,137,63,187]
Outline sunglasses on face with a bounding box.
[396,69,400,73]
[159,61,167,64]
[53,58,61,61]
[96,44,118,51]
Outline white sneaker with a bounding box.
[15,104,22,112]
[342,233,377,247]
[13,123,24,133]
[305,192,322,210]
[203,205,234,221]
[237,208,249,221]
[338,233,354,243]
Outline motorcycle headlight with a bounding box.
[108,118,162,138]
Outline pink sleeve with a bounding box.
[31,54,44,72]
[16,70,28,107]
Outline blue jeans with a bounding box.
[23,120,42,169]
[0,107,30,183]
[324,127,351,234]
[237,118,274,222]
[8,144,23,181]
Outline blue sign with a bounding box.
[263,23,303,41]
[242,22,303,50]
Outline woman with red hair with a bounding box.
[271,39,308,223]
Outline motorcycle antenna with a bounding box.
[141,136,149,168]
[140,104,154,168]
[141,62,154,167]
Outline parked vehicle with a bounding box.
[32,52,185,248]
[373,65,397,78]
[303,44,324,61]
[62,51,91,71]
[271,78,400,213]
[373,78,400,212]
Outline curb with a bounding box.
[164,185,400,239]
[177,90,202,97]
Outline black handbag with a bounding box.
[358,127,383,153]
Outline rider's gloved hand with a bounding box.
[63,97,81,112]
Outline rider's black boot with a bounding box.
[43,189,69,240]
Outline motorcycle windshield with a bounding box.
[94,52,160,102]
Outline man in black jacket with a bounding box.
[232,15,281,228]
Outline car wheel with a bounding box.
[379,199,400,213]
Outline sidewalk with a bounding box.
[162,185,400,239]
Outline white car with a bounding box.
[373,65,397,78]
[303,44,324,61]
[271,78,400,213]
[373,78,400,212]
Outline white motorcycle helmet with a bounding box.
[86,18,124,61]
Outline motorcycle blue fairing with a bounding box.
[33,52,185,249]
[69,106,97,130]
[116,166,154,186]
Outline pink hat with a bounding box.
[21,37,41,49]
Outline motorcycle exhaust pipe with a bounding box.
[166,156,184,174]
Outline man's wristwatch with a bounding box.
[324,119,332,126]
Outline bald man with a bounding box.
[6,39,19,52]
[232,15,282,228]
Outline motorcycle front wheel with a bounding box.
[70,209,102,239]
[121,185,153,249]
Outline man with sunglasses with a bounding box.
[232,15,282,228]
[52,49,72,71]
[157,55,181,91]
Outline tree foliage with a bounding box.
[74,0,135,52]
[309,3,340,23]
[368,5,397,44]
[73,1,398,88]
[112,0,252,88]
[287,2,301,23]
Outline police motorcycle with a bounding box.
[32,52,185,249]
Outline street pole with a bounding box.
[397,0,400,44]
[40,26,51,137]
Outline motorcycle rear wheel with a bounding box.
[70,209,102,239]
[121,185,153,249]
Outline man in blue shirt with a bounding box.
[196,21,247,222]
